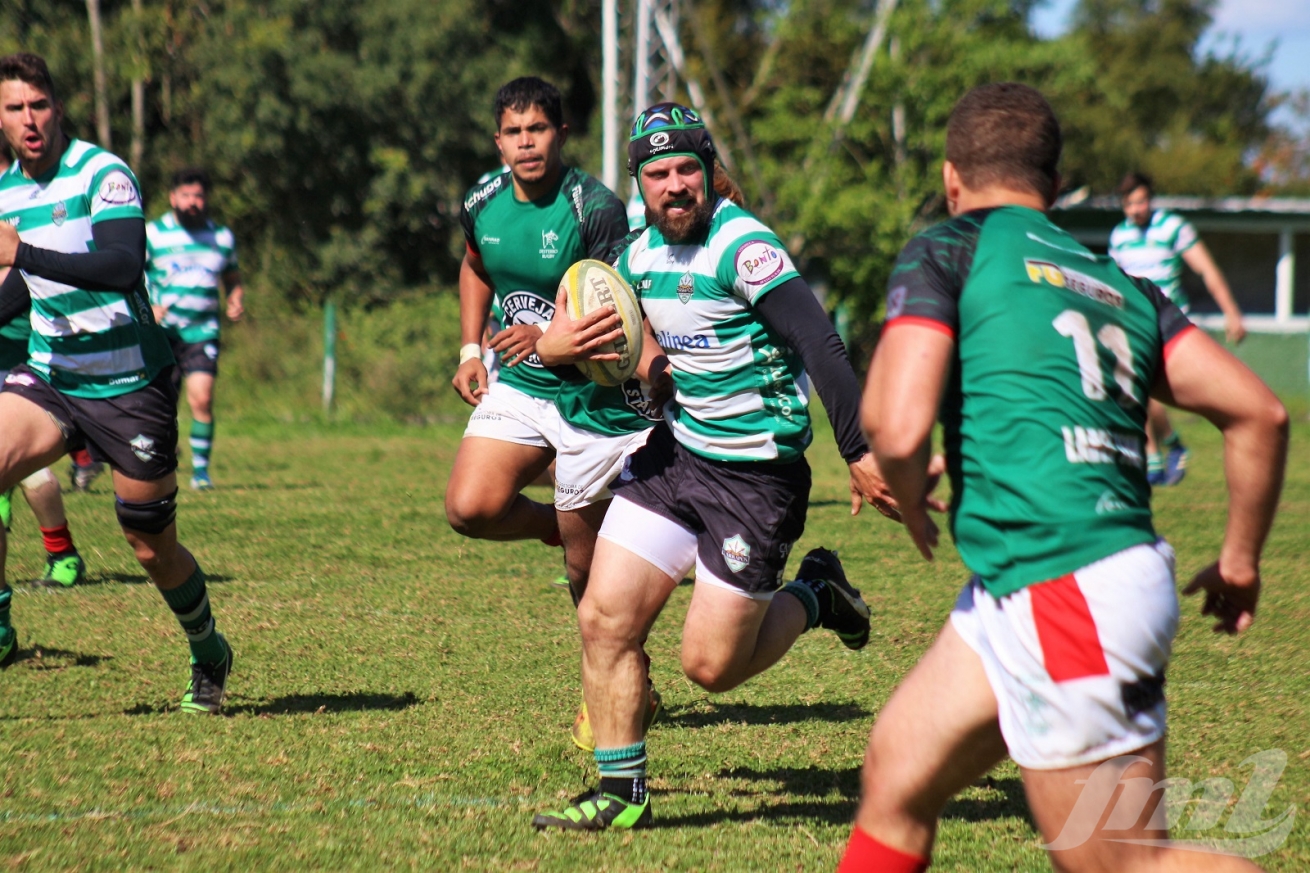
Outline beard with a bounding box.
[646,195,715,244]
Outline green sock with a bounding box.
[1162,432,1183,451]
[158,565,226,665]
[596,741,648,804]
[190,420,215,472]
[0,585,11,633]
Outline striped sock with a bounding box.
[782,578,823,630]
[0,586,11,633]
[1147,452,1164,475]
[158,565,226,665]
[190,420,215,472]
[596,741,648,804]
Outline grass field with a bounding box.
[0,412,1306,871]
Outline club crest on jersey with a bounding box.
[1025,259,1124,309]
[677,271,695,303]
[735,240,786,286]
[50,202,67,226]
[722,534,751,574]
[500,291,555,368]
[540,229,559,259]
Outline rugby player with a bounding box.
[445,77,664,745]
[1110,171,1246,486]
[844,83,1285,872]
[532,103,900,831]
[0,53,233,713]
[146,167,244,491]
[0,143,86,588]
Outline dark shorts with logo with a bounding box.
[170,338,220,380]
[2,363,179,482]
[612,423,810,594]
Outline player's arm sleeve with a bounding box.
[582,186,632,262]
[13,217,146,292]
[881,229,965,337]
[459,199,479,257]
[1173,218,1199,254]
[754,276,869,463]
[1127,275,1195,361]
[0,266,30,327]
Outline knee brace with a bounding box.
[19,467,59,492]
[116,489,178,534]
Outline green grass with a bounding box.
[0,414,1306,871]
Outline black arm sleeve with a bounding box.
[0,268,30,328]
[754,276,868,463]
[13,217,146,292]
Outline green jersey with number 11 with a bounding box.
[885,205,1194,597]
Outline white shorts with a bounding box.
[597,496,775,601]
[950,540,1179,770]
[461,381,560,450]
[554,421,652,511]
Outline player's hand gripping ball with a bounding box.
[559,259,644,386]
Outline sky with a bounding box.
[1030,0,1310,116]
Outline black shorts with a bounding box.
[2,364,179,482]
[170,337,220,379]
[612,423,810,594]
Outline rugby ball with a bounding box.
[559,259,644,387]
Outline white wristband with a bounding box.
[459,343,483,365]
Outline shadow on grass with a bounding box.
[13,646,109,669]
[123,691,420,717]
[81,573,234,586]
[653,770,1030,828]
[660,701,871,728]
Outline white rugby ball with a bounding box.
[559,259,644,387]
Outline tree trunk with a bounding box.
[130,0,145,170]
[86,0,112,149]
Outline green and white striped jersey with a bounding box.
[616,198,809,462]
[1108,210,1198,309]
[146,211,238,343]
[0,139,171,398]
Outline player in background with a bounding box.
[446,77,664,745]
[1110,171,1246,486]
[0,53,233,713]
[532,103,903,831]
[844,83,1285,873]
[0,143,88,588]
[146,168,244,491]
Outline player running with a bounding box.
[445,77,665,745]
[0,53,233,712]
[532,103,900,831]
[146,167,245,491]
[1109,171,1245,486]
[845,83,1285,873]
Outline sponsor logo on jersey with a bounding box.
[722,534,751,573]
[677,271,695,303]
[111,371,147,386]
[51,202,67,226]
[735,240,785,286]
[130,433,158,462]
[1094,490,1130,515]
[1,216,20,229]
[499,291,555,368]
[4,372,34,387]
[635,278,653,292]
[463,174,503,211]
[656,330,712,350]
[480,235,501,246]
[1025,259,1124,309]
[1061,425,1143,468]
[622,380,664,421]
[570,184,585,226]
[540,229,559,259]
[886,285,907,319]
[97,171,139,205]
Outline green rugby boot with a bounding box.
[0,628,16,668]
[181,634,233,714]
[532,789,652,831]
[797,548,871,650]
[35,552,86,589]
[0,487,12,532]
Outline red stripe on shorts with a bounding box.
[1030,573,1110,682]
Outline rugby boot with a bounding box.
[532,789,652,831]
[0,487,12,532]
[0,628,16,668]
[1163,442,1190,486]
[69,459,104,493]
[190,469,214,491]
[181,633,233,714]
[571,683,662,753]
[797,548,871,650]
[34,552,86,588]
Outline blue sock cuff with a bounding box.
[594,741,646,765]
